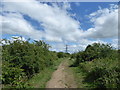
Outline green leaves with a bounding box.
[74,43,114,65]
[2,37,58,88]
[72,43,120,88]
[2,61,25,86]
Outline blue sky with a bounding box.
[70,2,118,30]
[1,1,118,53]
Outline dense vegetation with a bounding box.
[1,37,61,88]
[57,52,70,58]
[71,43,120,88]
[1,37,119,89]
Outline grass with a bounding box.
[25,58,65,88]
[70,57,120,88]
[67,58,86,88]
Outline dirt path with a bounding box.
[46,59,77,88]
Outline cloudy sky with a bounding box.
[0,0,118,53]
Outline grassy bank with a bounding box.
[71,66,85,88]
[69,59,87,88]
[25,58,64,88]
[70,58,119,88]
[70,43,120,88]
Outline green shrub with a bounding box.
[57,52,65,58]
[74,43,114,66]
[1,37,58,88]
[73,43,119,88]
[78,58,120,88]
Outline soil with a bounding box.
[46,59,77,88]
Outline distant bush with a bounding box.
[70,52,78,59]
[74,43,113,66]
[57,52,64,58]
[57,52,69,58]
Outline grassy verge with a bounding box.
[70,58,120,88]
[25,58,64,88]
[71,66,89,88]
[68,59,85,88]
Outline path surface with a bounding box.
[46,59,77,88]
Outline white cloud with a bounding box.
[1,1,118,53]
[83,5,118,39]
[1,36,26,45]
[11,36,26,41]
[1,13,44,39]
[111,38,118,49]
[2,0,82,42]
[49,39,108,53]
[49,43,65,52]
[75,2,80,7]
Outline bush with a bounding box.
[81,58,120,88]
[57,52,65,58]
[74,43,113,66]
[1,37,58,87]
[73,43,120,88]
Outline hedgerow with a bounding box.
[1,37,58,88]
[71,43,120,88]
